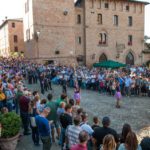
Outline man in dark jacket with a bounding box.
[59,104,72,150]
[92,116,119,150]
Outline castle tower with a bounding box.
[24,0,76,64]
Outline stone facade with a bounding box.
[24,0,76,65]
[0,19,25,57]
[142,43,150,66]
[76,0,146,66]
[23,0,148,66]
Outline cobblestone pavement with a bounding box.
[16,82,150,150]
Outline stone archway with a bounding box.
[99,53,107,62]
[126,52,134,65]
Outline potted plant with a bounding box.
[0,112,21,150]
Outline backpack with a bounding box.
[30,117,37,127]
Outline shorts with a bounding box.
[51,120,60,129]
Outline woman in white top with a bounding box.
[118,132,142,150]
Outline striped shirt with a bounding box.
[66,125,82,147]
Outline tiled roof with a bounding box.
[0,18,23,29]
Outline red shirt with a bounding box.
[71,144,87,150]
[19,96,30,112]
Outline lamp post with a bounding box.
[35,31,40,60]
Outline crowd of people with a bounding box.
[24,63,150,98]
[0,58,150,150]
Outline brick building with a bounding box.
[0,19,25,57]
[23,0,149,66]
[143,43,150,67]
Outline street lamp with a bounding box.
[36,31,40,40]
[35,31,40,41]
[35,31,40,59]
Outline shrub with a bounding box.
[0,112,21,138]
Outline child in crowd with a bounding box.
[115,87,122,108]
[74,87,81,105]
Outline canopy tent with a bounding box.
[93,60,126,68]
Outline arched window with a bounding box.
[126,52,134,65]
[99,33,107,45]
[99,53,107,62]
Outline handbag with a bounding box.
[30,117,37,127]
[0,92,6,101]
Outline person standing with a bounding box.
[39,73,45,94]
[74,87,81,105]
[114,87,122,108]
[124,75,132,97]
[46,93,60,143]
[71,131,88,150]
[28,100,39,146]
[19,90,31,135]
[59,104,73,150]
[118,132,142,150]
[120,123,132,144]
[62,76,67,94]
[91,116,100,130]
[36,107,52,150]
[92,117,119,150]
[15,85,23,114]
[80,112,94,136]
[100,134,116,150]
[66,116,82,148]
[4,85,14,111]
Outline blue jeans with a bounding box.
[6,99,13,112]
[40,83,45,94]
[125,86,130,96]
[14,100,19,114]
[59,127,66,149]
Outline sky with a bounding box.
[0,0,150,37]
